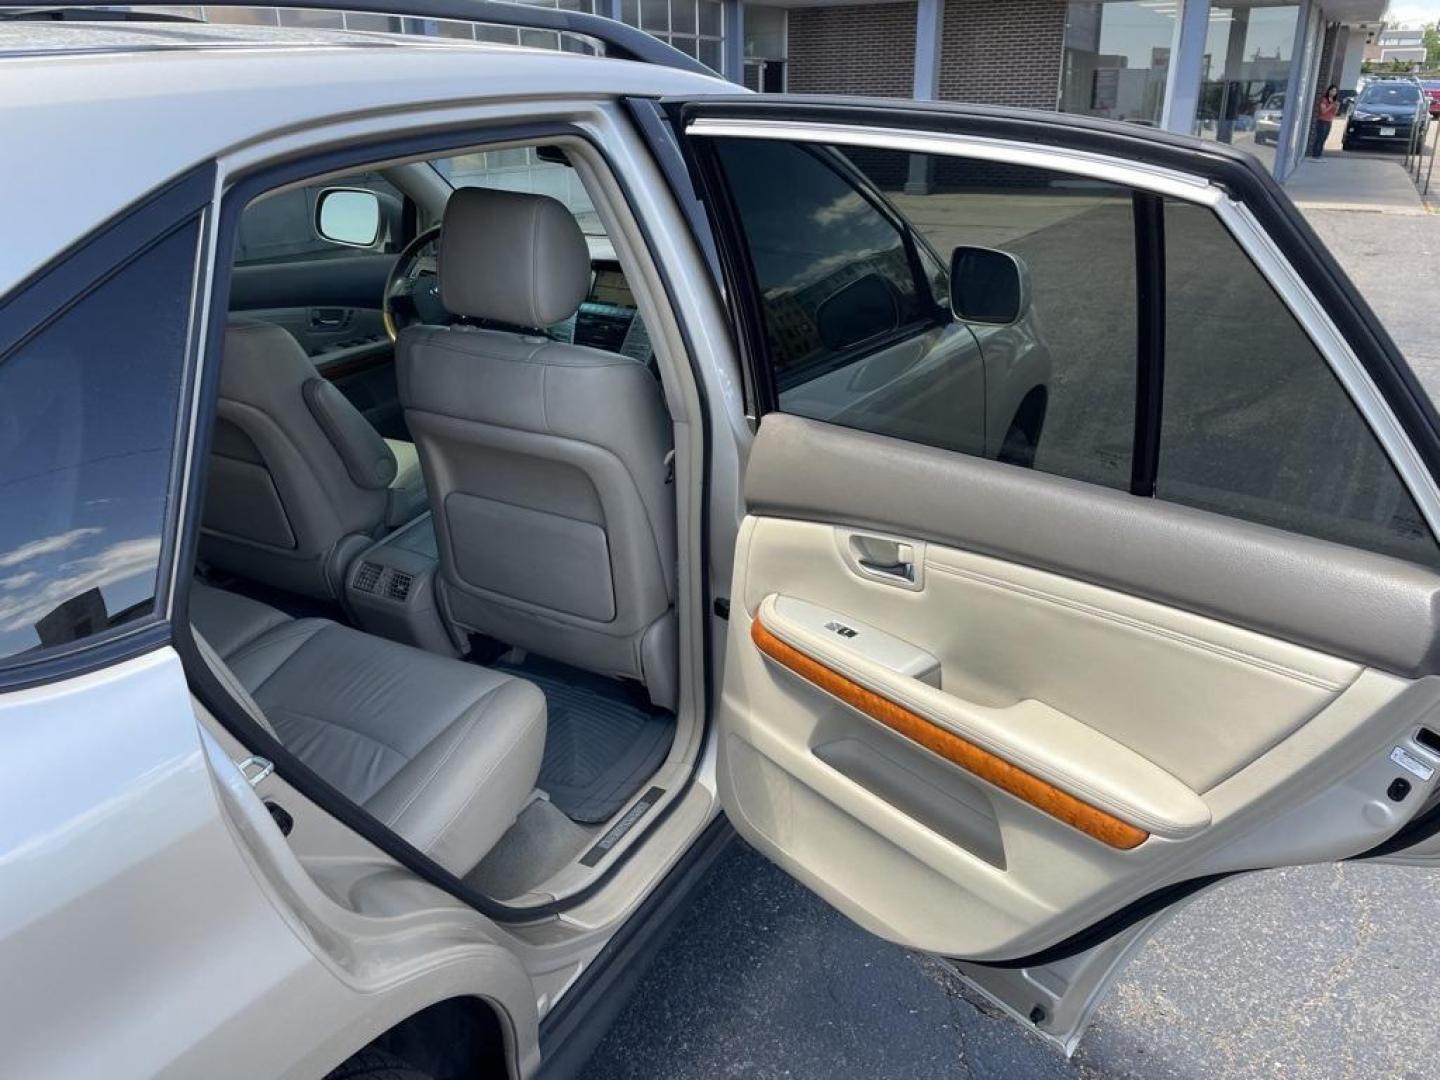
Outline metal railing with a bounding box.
[2,0,716,75]
[1404,106,1438,198]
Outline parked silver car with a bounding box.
[6,4,1440,1078]
[1254,91,1284,144]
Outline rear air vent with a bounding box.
[353,561,382,594]
[386,570,414,602]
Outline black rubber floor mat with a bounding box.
[496,655,676,824]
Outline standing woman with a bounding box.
[1312,84,1340,158]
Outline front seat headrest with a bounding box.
[438,187,590,329]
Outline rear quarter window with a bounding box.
[0,220,198,665]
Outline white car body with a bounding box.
[6,10,1440,1080]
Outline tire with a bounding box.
[325,1047,433,1080]
[997,394,1044,469]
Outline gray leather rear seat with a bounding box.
[190,580,546,875]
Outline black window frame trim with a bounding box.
[1130,191,1166,497]
[0,164,215,691]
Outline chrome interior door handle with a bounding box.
[858,557,915,582]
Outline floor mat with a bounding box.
[496,655,676,824]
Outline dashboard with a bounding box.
[547,263,654,364]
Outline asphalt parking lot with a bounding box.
[578,167,1440,1079]
[579,842,1440,1080]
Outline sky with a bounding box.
[1388,2,1440,28]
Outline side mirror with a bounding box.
[814,272,900,352]
[949,245,1031,326]
[315,187,382,248]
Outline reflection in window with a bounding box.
[711,139,1137,477]
[0,222,196,662]
[1159,201,1437,567]
[1192,3,1299,172]
[1060,1,1176,126]
[714,139,927,390]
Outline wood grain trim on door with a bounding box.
[750,618,1149,851]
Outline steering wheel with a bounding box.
[382,224,444,343]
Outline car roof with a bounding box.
[0,19,728,295]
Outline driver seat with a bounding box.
[201,318,428,600]
[396,188,676,710]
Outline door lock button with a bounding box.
[1387,777,1412,802]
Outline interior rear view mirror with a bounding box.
[815,272,901,352]
[315,187,382,248]
[949,245,1031,326]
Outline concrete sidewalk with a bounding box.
[1286,154,1428,215]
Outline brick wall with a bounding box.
[938,0,1067,109]
[786,2,918,97]
[783,0,1067,109]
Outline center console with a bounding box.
[547,265,653,364]
[345,513,461,657]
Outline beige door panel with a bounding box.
[740,517,1362,790]
[752,594,1208,843]
[719,514,1438,959]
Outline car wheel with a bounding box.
[997,390,1046,470]
[325,1047,433,1080]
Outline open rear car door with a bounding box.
[668,96,1440,1050]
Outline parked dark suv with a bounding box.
[1344,79,1429,149]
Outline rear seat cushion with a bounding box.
[190,580,546,875]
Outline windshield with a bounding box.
[1360,84,1421,106]
[429,148,605,236]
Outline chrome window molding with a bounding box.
[683,117,1224,206]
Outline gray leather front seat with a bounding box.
[190,580,546,874]
[397,188,676,709]
[201,319,428,600]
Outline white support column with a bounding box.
[723,0,745,84]
[905,0,945,193]
[1160,0,1210,134]
[1338,25,1367,93]
[1274,0,1316,179]
[912,0,943,100]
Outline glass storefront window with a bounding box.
[618,0,725,74]
[1193,3,1299,172]
[744,4,786,91]
[745,4,786,59]
[1061,1,1178,126]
